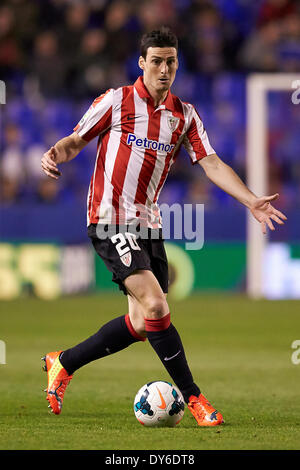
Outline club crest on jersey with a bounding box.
[120,251,132,267]
[167,116,180,132]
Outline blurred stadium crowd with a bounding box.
[0,0,300,211]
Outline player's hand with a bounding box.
[41,146,62,179]
[250,193,287,234]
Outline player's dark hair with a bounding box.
[140,26,178,59]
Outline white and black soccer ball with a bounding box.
[133,381,185,427]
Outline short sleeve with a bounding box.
[183,105,215,164]
[73,88,114,142]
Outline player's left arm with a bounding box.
[199,153,287,234]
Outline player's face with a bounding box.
[139,47,178,93]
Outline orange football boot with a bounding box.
[42,351,72,415]
[188,393,224,426]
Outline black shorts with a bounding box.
[88,224,169,295]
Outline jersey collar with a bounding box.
[134,76,175,111]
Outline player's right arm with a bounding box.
[41,88,114,180]
[41,132,88,180]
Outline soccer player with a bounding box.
[41,27,287,426]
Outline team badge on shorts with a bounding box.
[120,251,132,267]
[167,116,180,132]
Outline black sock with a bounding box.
[146,322,200,403]
[60,315,140,375]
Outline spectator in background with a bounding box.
[137,0,177,32]
[71,28,109,97]
[31,31,66,98]
[238,20,281,71]
[26,143,47,183]
[0,123,24,203]
[57,2,91,94]
[35,176,60,204]
[0,124,60,204]
[59,3,91,55]
[193,5,225,74]
[25,141,61,204]
[0,5,22,80]
[102,0,137,88]
[239,0,300,72]
[104,0,134,61]
[9,0,39,55]
[178,3,225,74]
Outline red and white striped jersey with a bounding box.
[74,76,215,228]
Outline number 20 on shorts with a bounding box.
[111,232,141,256]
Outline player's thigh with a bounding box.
[124,269,169,319]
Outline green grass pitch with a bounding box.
[1,293,300,450]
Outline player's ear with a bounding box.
[138,56,145,71]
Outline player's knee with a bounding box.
[143,296,168,320]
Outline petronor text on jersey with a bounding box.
[127,133,175,153]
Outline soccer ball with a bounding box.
[133,381,185,427]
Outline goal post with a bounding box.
[246,73,299,299]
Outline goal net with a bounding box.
[246,73,300,299]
